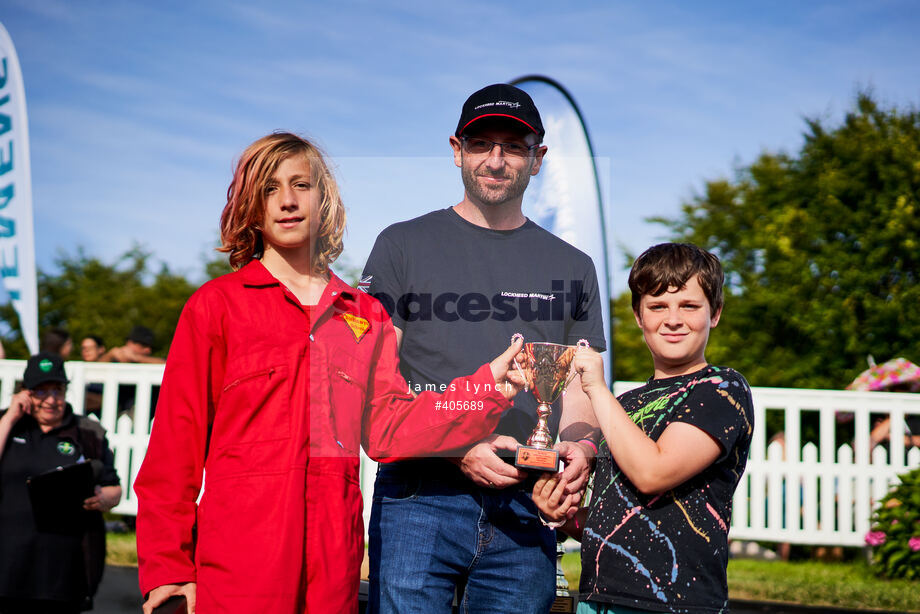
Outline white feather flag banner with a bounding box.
[0,22,39,354]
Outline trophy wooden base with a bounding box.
[515,445,559,471]
[550,595,575,612]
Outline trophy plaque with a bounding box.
[512,335,590,471]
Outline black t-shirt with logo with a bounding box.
[579,366,754,613]
[0,408,120,604]
[362,207,606,445]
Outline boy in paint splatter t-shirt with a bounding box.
[534,243,754,613]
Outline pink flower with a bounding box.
[910,537,920,552]
[865,531,887,546]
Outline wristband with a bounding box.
[538,511,566,529]
[577,438,598,454]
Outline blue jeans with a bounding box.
[367,462,556,614]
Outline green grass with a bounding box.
[561,551,920,612]
[106,532,138,567]
[561,551,581,589]
[727,558,919,612]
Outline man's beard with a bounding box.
[461,156,533,206]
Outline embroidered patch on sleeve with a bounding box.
[342,313,371,342]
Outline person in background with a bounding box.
[41,328,73,359]
[97,327,165,364]
[868,382,920,449]
[80,336,106,363]
[80,336,107,418]
[0,353,122,613]
[135,132,525,613]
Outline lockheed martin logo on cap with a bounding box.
[455,83,545,140]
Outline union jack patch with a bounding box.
[357,275,372,293]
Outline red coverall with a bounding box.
[135,261,511,613]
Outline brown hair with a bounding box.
[629,243,724,314]
[218,132,345,273]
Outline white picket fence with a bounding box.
[3,360,918,547]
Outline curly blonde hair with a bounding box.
[218,132,345,273]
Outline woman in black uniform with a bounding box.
[0,353,122,613]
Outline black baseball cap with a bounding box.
[127,325,155,348]
[23,352,69,389]
[455,84,545,140]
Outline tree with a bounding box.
[0,247,198,359]
[625,93,920,389]
[610,292,651,383]
[203,249,233,280]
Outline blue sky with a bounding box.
[2,0,920,295]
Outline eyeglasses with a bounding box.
[32,388,66,400]
[461,136,538,158]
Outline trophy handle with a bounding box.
[563,339,591,392]
[510,333,528,391]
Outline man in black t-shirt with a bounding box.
[363,84,606,614]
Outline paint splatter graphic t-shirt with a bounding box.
[579,365,754,613]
